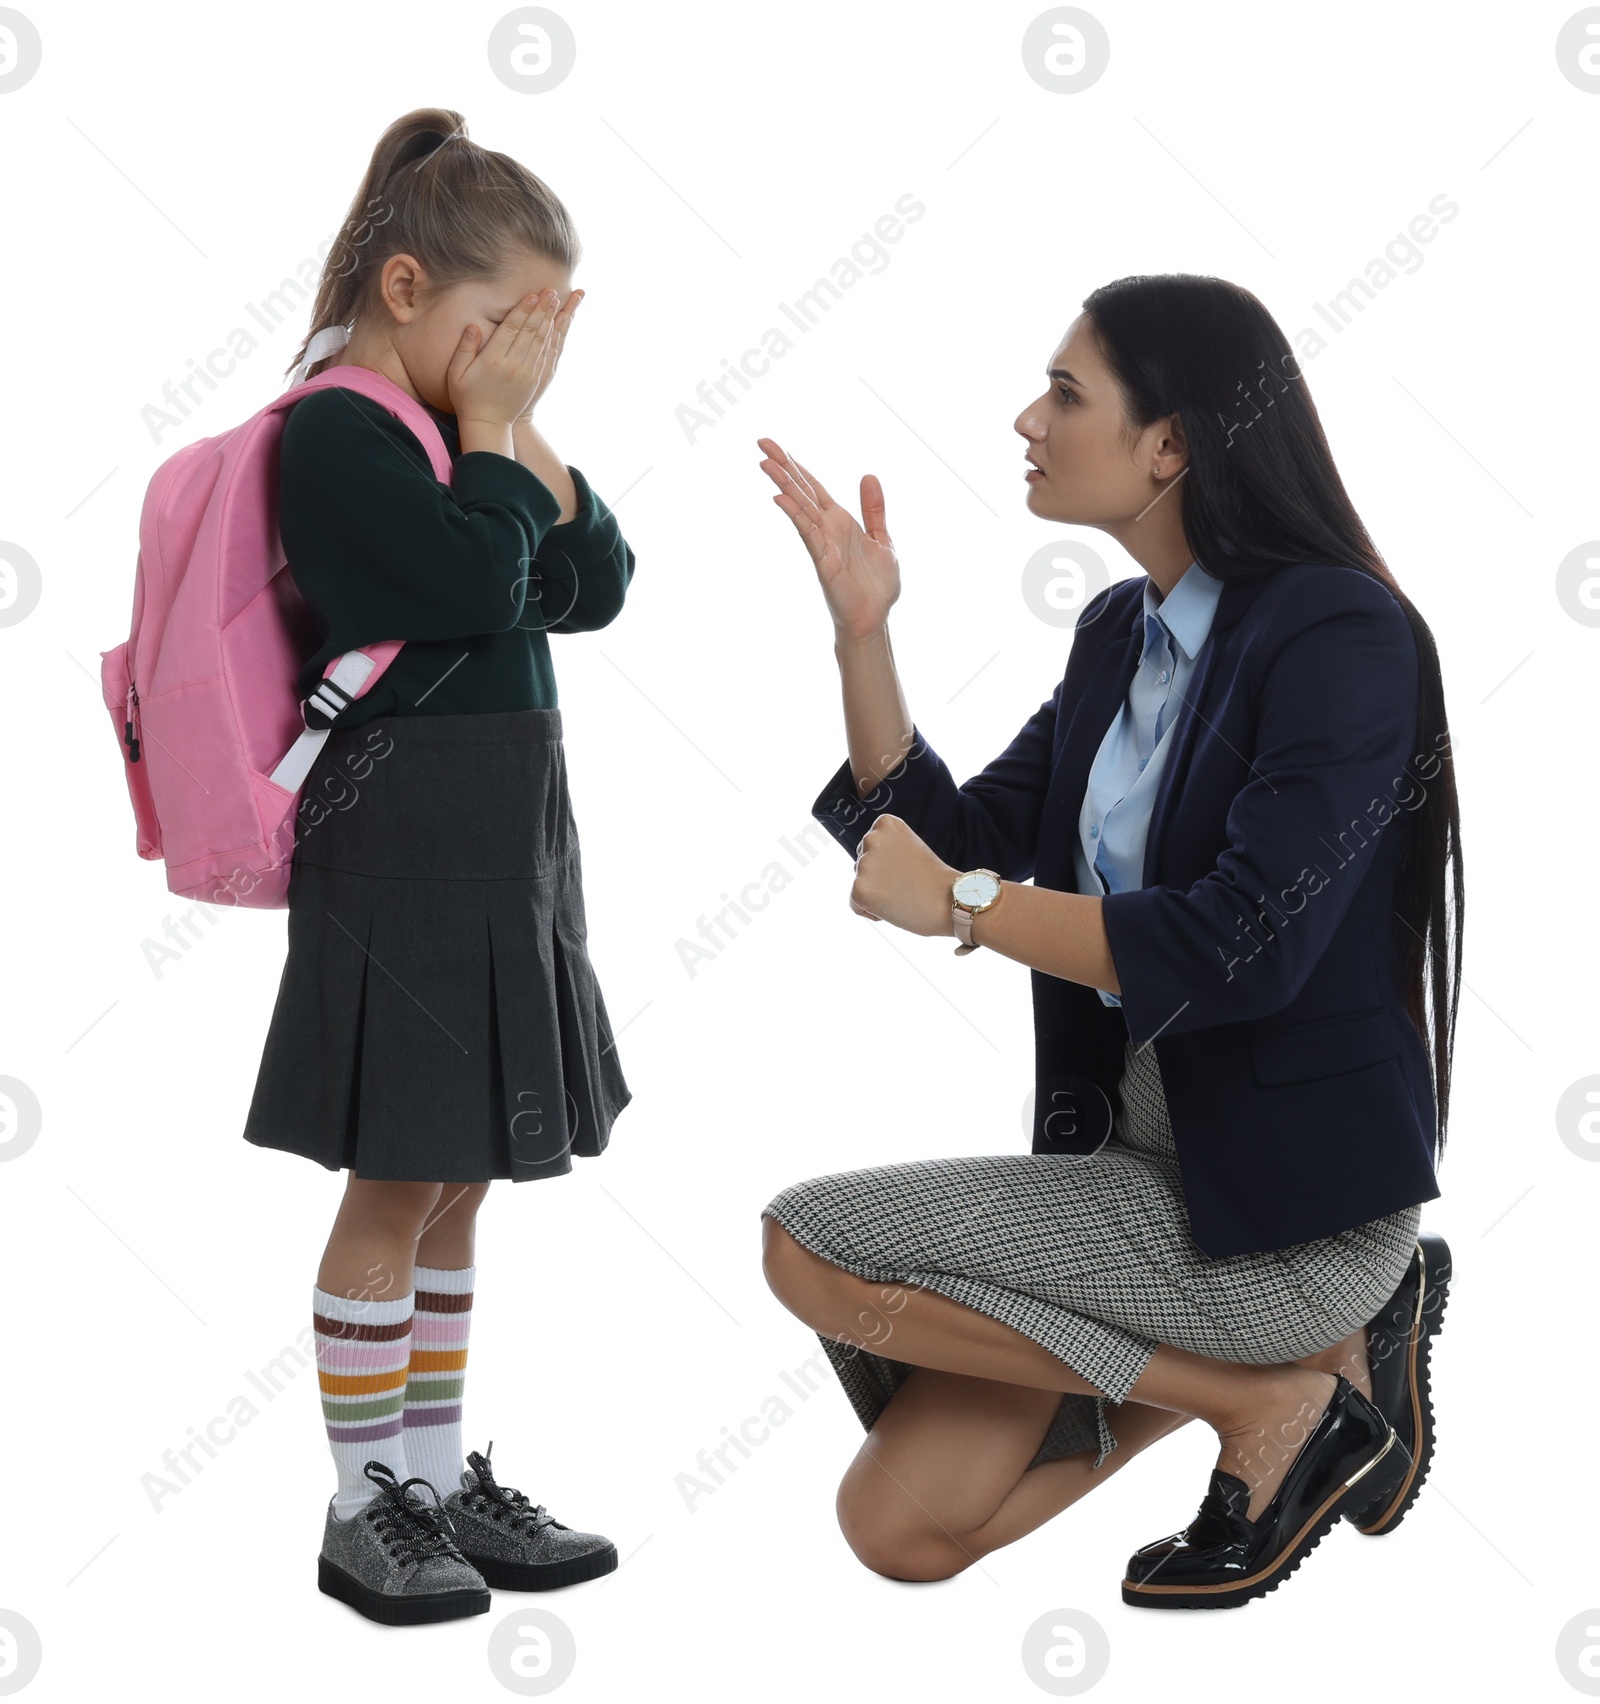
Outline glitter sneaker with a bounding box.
[318,1460,492,1625]
[443,1443,618,1590]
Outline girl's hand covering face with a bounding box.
[447,288,583,425]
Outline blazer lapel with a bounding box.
[1139,572,1261,886]
[1034,604,1141,889]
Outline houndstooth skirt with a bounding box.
[763,1035,1422,1470]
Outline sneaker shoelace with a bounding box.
[361,1461,469,1565]
[464,1443,560,1533]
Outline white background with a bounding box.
[2,0,1596,1698]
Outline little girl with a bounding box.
[242,107,635,1626]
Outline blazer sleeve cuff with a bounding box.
[1100,886,1194,1049]
[811,726,945,856]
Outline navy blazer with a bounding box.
[810,562,1443,1258]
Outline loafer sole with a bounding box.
[462,1543,619,1592]
[318,1554,491,1625]
[1121,1426,1410,1610]
[1347,1231,1451,1536]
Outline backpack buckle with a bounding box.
[302,677,354,731]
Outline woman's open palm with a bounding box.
[757,439,900,640]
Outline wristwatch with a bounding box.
[951,868,1003,955]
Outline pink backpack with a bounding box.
[99,352,454,908]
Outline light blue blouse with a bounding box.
[1072,559,1227,1007]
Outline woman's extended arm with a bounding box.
[968,882,1120,992]
[767,435,1061,879]
[834,624,915,797]
[757,438,915,793]
[844,810,1121,994]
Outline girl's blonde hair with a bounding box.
[285,106,581,381]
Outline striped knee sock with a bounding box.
[404,1264,474,1497]
[313,1286,413,1521]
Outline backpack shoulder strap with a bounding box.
[282,360,456,482]
[267,359,458,789]
[270,647,390,789]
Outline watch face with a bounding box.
[953,871,1000,909]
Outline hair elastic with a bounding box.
[289,322,354,387]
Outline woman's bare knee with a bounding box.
[761,1215,849,1327]
[836,1470,975,1582]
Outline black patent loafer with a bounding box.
[1121,1373,1411,1610]
[1345,1230,1451,1535]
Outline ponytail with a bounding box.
[286,106,580,381]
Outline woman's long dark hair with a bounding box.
[1082,273,1462,1158]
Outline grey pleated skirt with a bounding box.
[763,1035,1422,1469]
[243,707,632,1183]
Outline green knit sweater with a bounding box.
[279,385,635,724]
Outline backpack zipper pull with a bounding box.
[124,682,142,763]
